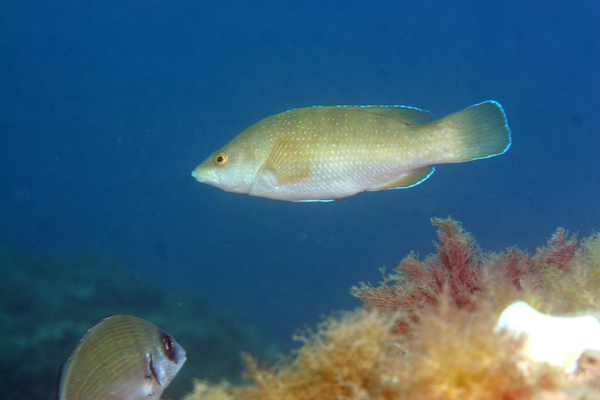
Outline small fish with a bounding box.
[59,315,186,400]
[192,101,511,202]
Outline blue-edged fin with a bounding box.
[297,199,335,203]
[262,139,311,186]
[371,166,435,191]
[442,100,512,162]
[318,105,434,125]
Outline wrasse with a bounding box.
[59,315,186,400]
[192,101,511,202]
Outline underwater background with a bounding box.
[0,1,598,399]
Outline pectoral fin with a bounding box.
[261,139,311,186]
[370,166,435,191]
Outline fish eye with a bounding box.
[162,334,174,354]
[214,152,228,166]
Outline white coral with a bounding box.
[496,301,600,373]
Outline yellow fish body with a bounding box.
[192,101,511,202]
[59,315,186,400]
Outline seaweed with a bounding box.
[181,218,600,400]
[183,310,404,400]
[351,218,483,333]
[351,218,585,332]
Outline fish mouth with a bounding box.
[191,168,247,193]
[191,169,217,185]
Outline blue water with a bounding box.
[1,0,598,349]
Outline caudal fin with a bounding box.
[443,101,511,162]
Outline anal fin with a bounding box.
[370,166,435,191]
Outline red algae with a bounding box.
[352,218,585,333]
[181,219,600,400]
[352,218,485,333]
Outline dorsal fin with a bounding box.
[315,105,433,125]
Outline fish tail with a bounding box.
[441,101,512,162]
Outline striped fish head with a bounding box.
[148,329,187,388]
[59,315,186,400]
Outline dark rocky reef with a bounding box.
[0,249,269,400]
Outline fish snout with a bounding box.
[191,168,218,186]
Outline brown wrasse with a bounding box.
[192,101,511,202]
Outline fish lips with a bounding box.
[191,168,249,194]
[191,169,220,188]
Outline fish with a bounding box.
[192,100,511,202]
[58,315,186,400]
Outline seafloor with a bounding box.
[2,218,599,400]
[180,218,600,400]
[0,250,271,400]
